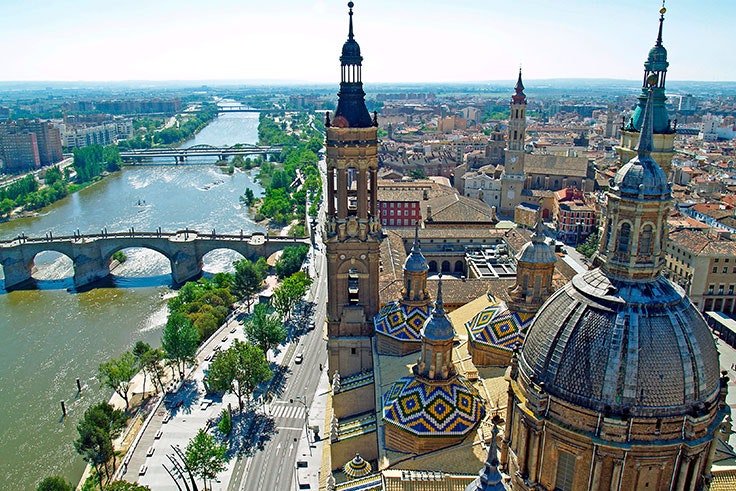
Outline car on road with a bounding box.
[294,353,304,364]
[308,320,316,331]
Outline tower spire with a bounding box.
[656,1,666,47]
[512,68,526,104]
[348,1,355,40]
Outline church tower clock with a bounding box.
[500,70,528,216]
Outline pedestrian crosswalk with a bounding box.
[268,403,306,420]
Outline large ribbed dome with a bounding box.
[519,268,721,418]
[612,157,669,196]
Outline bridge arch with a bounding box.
[186,144,220,151]
[201,248,246,275]
[102,246,173,281]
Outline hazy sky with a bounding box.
[0,0,732,83]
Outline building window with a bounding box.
[724,267,729,274]
[351,347,357,355]
[709,284,715,294]
[555,450,576,491]
[617,223,631,255]
[713,267,718,273]
[729,285,734,295]
[639,225,653,256]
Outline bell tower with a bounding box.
[500,69,528,216]
[325,2,381,378]
[616,3,676,176]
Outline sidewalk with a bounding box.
[294,367,330,490]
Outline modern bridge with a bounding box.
[0,230,309,291]
[216,107,287,113]
[119,144,284,163]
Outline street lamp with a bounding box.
[290,395,311,455]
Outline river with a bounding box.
[0,111,264,489]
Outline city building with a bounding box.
[666,228,736,314]
[0,119,62,171]
[553,187,598,245]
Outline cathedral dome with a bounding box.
[517,238,556,264]
[404,247,429,273]
[519,268,721,418]
[612,155,669,197]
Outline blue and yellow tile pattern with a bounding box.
[465,302,533,351]
[383,376,485,436]
[374,301,430,341]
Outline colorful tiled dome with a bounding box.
[374,301,430,341]
[383,376,485,436]
[343,452,372,479]
[466,301,533,352]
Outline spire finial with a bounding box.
[656,1,666,47]
[348,2,355,40]
[435,274,445,313]
[636,79,657,156]
[412,223,420,250]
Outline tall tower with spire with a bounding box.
[325,2,381,378]
[500,69,528,216]
[616,3,676,177]
[503,82,726,491]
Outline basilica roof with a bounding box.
[374,301,431,342]
[519,268,721,418]
[465,300,532,352]
[383,376,486,436]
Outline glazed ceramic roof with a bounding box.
[465,301,533,352]
[519,268,721,418]
[344,453,373,479]
[383,376,485,436]
[374,301,431,342]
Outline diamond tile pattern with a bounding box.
[383,376,485,436]
[374,301,430,341]
[465,301,533,351]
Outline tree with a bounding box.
[576,227,600,258]
[161,312,201,379]
[44,165,64,186]
[232,258,267,310]
[141,347,166,394]
[272,271,312,321]
[244,303,285,359]
[274,245,309,279]
[206,340,271,411]
[217,408,232,436]
[132,341,152,398]
[99,351,138,411]
[0,197,13,217]
[37,476,74,491]
[74,402,127,487]
[185,429,228,490]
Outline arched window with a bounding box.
[617,223,631,255]
[428,261,437,273]
[348,267,360,305]
[454,261,464,273]
[441,261,451,273]
[639,225,653,256]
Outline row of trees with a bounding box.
[152,105,218,146]
[247,114,322,226]
[72,145,122,182]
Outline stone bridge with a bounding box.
[0,230,310,291]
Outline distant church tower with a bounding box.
[616,5,676,177]
[500,70,527,216]
[325,2,381,378]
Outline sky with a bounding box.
[0,0,733,83]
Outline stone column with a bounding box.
[674,455,692,491]
[517,420,529,477]
[500,388,515,469]
[686,453,703,491]
[357,168,367,219]
[528,429,541,483]
[328,168,336,217]
[337,168,348,220]
[370,168,378,218]
[611,457,624,491]
[590,453,604,490]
